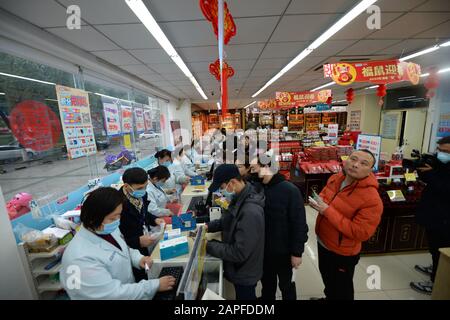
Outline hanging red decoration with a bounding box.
[209,59,235,81]
[200,0,236,45]
[326,96,333,106]
[346,88,354,104]
[424,68,440,99]
[209,59,234,114]
[376,84,387,106]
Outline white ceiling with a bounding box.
[1,0,450,108]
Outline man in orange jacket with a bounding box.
[309,149,383,300]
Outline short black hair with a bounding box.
[155,149,172,160]
[122,167,148,185]
[437,136,450,145]
[147,166,170,180]
[80,187,125,230]
[355,149,376,167]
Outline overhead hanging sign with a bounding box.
[121,105,133,134]
[102,98,121,136]
[56,85,97,160]
[134,106,145,133]
[276,90,332,109]
[323,60,421,86]
[257,99,278,111]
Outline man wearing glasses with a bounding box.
[309,149,383,300]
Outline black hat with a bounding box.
[208,164,240,192]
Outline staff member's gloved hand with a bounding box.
[159,276,176,292]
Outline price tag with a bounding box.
[404,173,417,182]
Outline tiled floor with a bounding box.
[275,206,432,300]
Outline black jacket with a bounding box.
[119,187,158,257]
[206,183,265,286]
[263,173,308,257]
[416,162,450,230]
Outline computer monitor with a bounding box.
[176,225,207,300]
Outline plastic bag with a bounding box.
[52,215,78,231]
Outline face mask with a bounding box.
[96,219,120,235]
[129,186,146,198]
[162,161,172,168]
[155,181,165,188]
[220,183,235,201]
[437,151,450,164]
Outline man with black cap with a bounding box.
[205,164,265,300]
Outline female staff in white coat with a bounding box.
[60,187,175,300]
[146,166,172,217]
[154,149,189,195]
[173,145,197,177]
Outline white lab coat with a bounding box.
[174,157,197,177]
[146,181,170,217]
[163,163,187,194]
[60,226,159,300]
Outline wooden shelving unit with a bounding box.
[305,114,320,131]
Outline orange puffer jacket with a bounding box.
[315,172,383,256]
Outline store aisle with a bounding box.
[256,206,432,300]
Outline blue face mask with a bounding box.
[96,219,120,235]
[155,181,165,188]
[162,161,172,168]
[220,184,235,201]
[131,189,146,198]
[437,151,450,164]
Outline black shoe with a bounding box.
[309,297,326,300]
[414,264,432,277]
[410,281,433,295]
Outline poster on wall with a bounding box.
[170,120,182,147]
[437,102,450,138]
[143,106,152,131]
[102,98,121,136]
[121,105,133,134]
[350,110,361,131]
[55,85,97,160]
[356,134,382,171]
[327,124,339,139]
[134,105,145,133]
[381,113,399,139]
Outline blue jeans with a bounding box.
[234,284,257,300]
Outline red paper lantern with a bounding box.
[376,84,387,106]
[326,96,333,106]
[346,88,354,104]
[424,68,440,99]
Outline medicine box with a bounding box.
[190,175,206,186]
[163,228,181,240]
[159,236,189,260]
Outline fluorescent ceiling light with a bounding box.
[243,101,256,109]
[438,67,450,74]
[252,0,378,97]
[420,73,430,78]
[45,98,58,102]
[125,0,207,100]
[311,82,335,92]
[217,102,221,110]
[0,93,5,95]
[440,40,450,47]
[0,72,55,86]
[365,85,379,90]
[399,46,439,62]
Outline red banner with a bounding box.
[323,60,421,86]
[276,90,332,109]
[257,99,278,110]
[200,0,236,45]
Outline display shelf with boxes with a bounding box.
[305,114,320,131]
